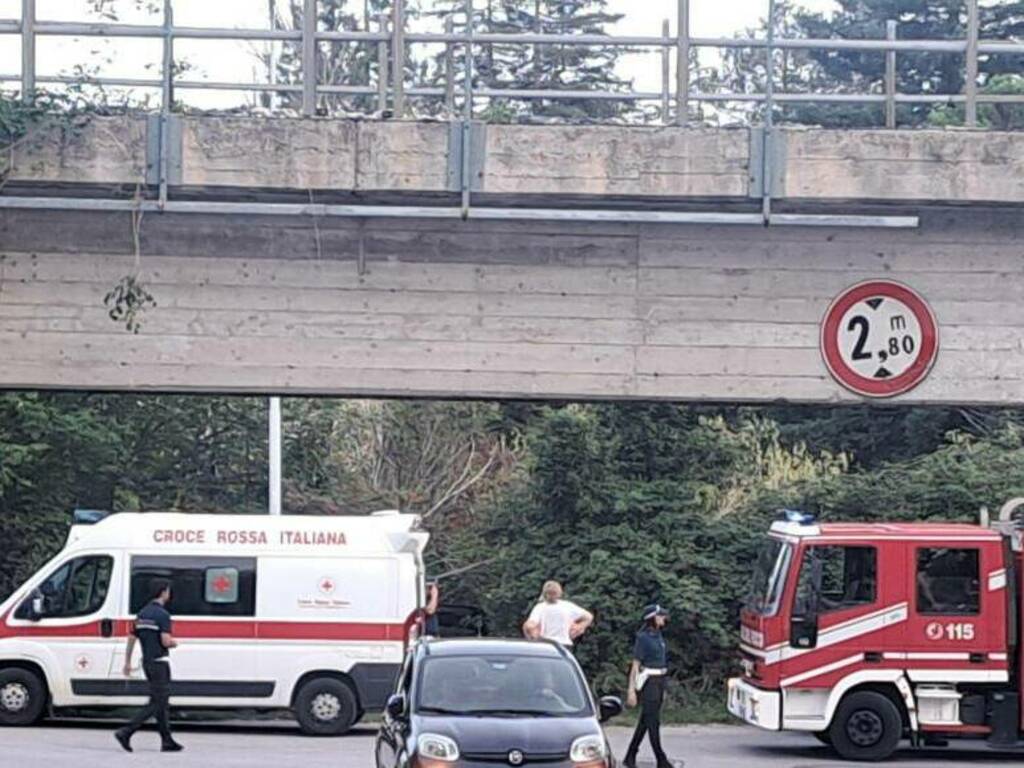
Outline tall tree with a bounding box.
[265,0,418,115]
[720,0,1024,127]
[429,0,632,121]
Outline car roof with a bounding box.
[419,638,570,659]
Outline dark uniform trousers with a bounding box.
[124,661,173,743]
[626,676,670,765]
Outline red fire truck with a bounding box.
[727,504,1024,761]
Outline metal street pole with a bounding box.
[269,396,282,515]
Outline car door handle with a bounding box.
[100,619,113,638]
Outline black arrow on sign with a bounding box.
[866,298,884,310]
[875,367,893,379]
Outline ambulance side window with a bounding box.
[130,556,256,617]
[916,548,980,615]
[794,545,877,615]
[14,556,113,619]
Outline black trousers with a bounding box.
[123,661,173,744]
[626,676,670,765]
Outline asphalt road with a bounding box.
[5,721,1024,767]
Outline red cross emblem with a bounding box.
[211,574,233,594]
[319,577,335,595]
[75,655,91,671]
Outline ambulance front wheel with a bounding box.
[828,691,902,762]
[295,677,359,736]
[0,668,47,726]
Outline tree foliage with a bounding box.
[720,0,1024,128]
[3,393,1024,719]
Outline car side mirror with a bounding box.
[598,695,623,723]
[385,693,407,721]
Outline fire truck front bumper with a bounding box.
[727,677,781,730]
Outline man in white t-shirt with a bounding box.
[522,580,594,647]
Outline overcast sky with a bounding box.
[1,0,840,109]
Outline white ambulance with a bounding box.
[0,510,428,734]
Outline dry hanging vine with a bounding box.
[103,191,157,334]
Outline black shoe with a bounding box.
[161,741,184,752]
[621,758,637,768]
[114,729,133,753]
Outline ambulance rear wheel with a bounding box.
[0,668,47,726]
[829,691,902,762]
[295,677,358,736]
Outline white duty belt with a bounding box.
[635,667,667,691]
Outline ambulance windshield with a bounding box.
[744,538,792,616]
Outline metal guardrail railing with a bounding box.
[1,0,1023,129]
[0,0,1019,230]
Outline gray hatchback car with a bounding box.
[375,638,622,767]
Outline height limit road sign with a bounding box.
[821,280,939,398]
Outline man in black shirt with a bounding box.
[115,579,183,752]
[624,603,673,768]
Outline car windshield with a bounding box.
[416,654,591,718]
[744,538,793,616]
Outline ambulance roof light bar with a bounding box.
[72,509,113,526]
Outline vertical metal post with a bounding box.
[676,0,690,126]
[302,0,317,116]
[377,14,389,113]
[661,20,670,125]
[159,0,174,208]
[267,0,279,110]
[965,0,979,128]
[392,0,405,117]
[268,397,282,516]
[461,0,474,218]
[445,15,456,113]
[21,0,35,102]
[762,0,776,223]
[885,20,897,129]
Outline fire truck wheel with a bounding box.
[295,677,359,736]
[829,691,902,762]
[0,668,47,726]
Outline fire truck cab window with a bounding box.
[795,546,876,615]
[916,548,980,615]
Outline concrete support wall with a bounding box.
[5,115,1024,203]
[1,207,1021,404]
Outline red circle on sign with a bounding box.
[821,281,939,398]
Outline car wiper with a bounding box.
[417,706,477,716]
[463,708,562,718]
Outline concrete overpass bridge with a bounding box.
[1,114,1022,405]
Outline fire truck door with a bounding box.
[906,541,1007,669]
